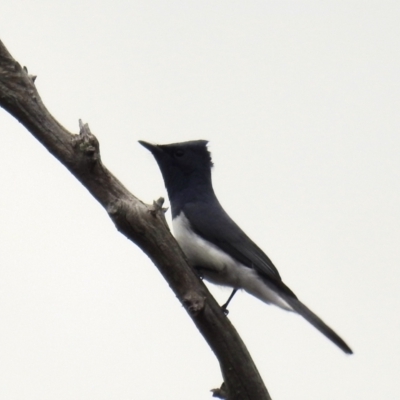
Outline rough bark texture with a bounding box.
[0,39,271,400]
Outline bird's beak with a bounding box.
[138,140,161,154]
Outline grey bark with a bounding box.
[0,39,271,400]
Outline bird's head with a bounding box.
[139,139,213,201]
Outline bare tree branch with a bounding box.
[0,39,271,400]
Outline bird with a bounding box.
[139,139,352,354]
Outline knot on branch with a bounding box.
[211,382,227,399]
[182,291,206,316]
[147,197,169,229]
[148,197,168,215]
[0,53,37,103]
[72,120,101,167]
[107,198,148,237]
[23,66,37,83]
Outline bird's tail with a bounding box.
[280,294,353,354]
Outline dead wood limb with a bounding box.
[0,39,271,400]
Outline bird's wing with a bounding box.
[182,200,283,283]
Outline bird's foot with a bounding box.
[220,303,230,316]
[220,288,237,315]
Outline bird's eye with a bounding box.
[174,149,185,157]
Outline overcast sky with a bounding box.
[0,1,399,399]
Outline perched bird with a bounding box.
[139,140,352,354]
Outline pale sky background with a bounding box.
[0,2,399,399]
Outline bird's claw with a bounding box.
[221,304,230,316]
